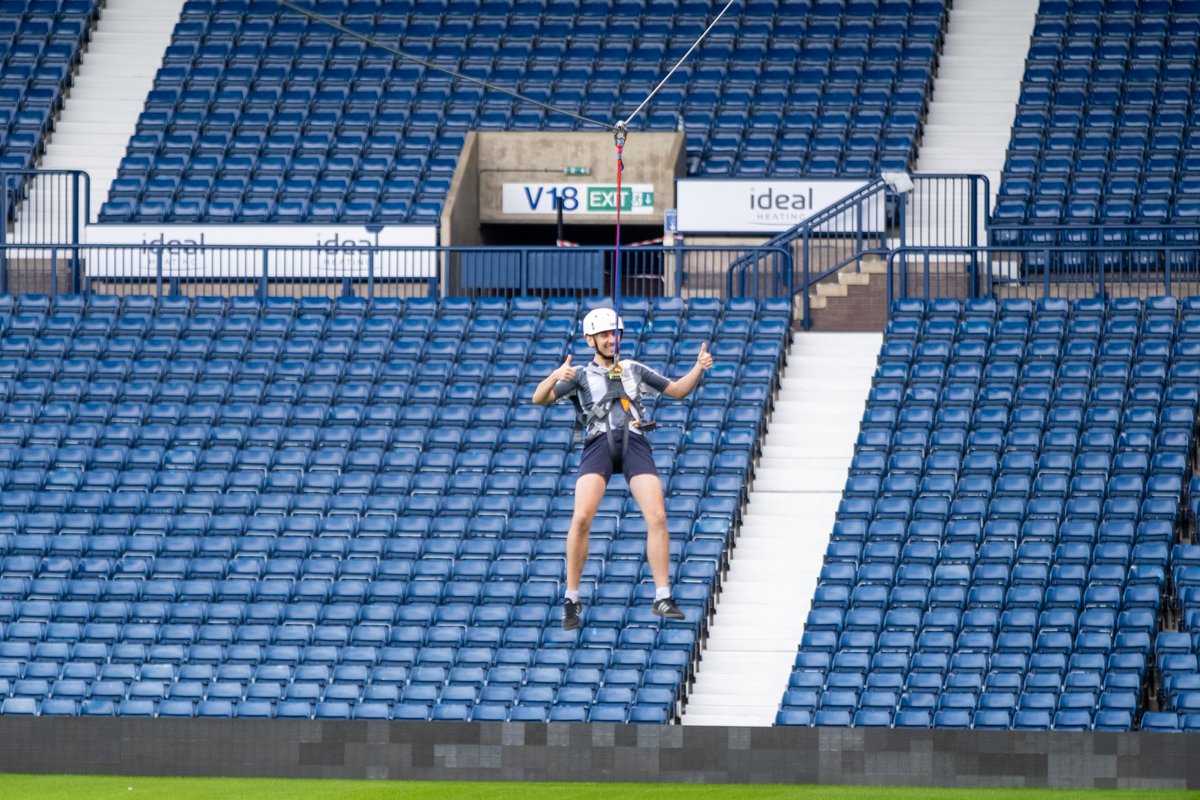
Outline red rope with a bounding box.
[613,134,624,362]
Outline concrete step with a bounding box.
[717,559,813,578]
[773,393,870,409]
[40,146,127,162]
[715,561,820,578]
[758,422,864,441]
[46,122,135,138]
[921,130,1014,147]
[778,367,876,382]
[935,61,1024,78]
[710,594,816,614]
[925,107,1019,124]
[931,87,1017,103]
[686,687,795,705]
[717,573,822,591]
[918,153,1005,165]
[756,435,858,453]
[758,454,851,470]
[911,0,1038,229]
[684,332,878,726]
[772,400,868,419]
[780,356,879,372]
[754,460,852,478]
[691,650,798,674]
[772,395,871,410]
[942,35,1033,50]
[736,524,837,542]
[682,712,772,727]
[753,474,847,495]
[814,282,848,298]
[721,544,819,563]
[20,0,188,224]
[685,688,794,707]
[739,518,838,535]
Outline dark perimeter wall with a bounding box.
[0,718,1197,789]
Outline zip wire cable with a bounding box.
[278,0,739,136]
[276,0,617,132]
[618,0,739,129]
[608,0,737,364]
[278,0,739,365]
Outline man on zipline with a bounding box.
[532,307,714,630]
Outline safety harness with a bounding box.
[577,361,656,464]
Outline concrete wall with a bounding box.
[439,131,482,249]
[470,131,684,227]
[1,718,1196,789]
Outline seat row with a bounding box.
[104,0,945,221]
[0,292,789,320]
[0,295,770,722]
[0,695,674,722]
[995,4,1200,226]
[0,0,98,172]
[782,294,1193,730]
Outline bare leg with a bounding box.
[566,473,608,593]
[629,473,670,589]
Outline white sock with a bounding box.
[565,589,580,604]
[654,585,671,602]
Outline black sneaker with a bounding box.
[562,598,581,630]
[652,597,685,620]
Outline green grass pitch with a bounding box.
[0,775,1196,800]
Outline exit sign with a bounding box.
[586,186,655,212]
[502,183,656,215]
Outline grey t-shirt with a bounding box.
[553,359,670,438]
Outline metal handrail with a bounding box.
[0,169,91,247]
[886,243,1200,311]
[0,242,793,301]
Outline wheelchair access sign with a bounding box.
[502,183,656,215]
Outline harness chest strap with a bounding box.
[578,370,654,459]
[580,366,651,431]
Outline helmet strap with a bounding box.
[588,332,617,369]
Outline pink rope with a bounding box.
[613,133,625,361]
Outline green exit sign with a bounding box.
[586,186,655,212]
[565,166,590,176]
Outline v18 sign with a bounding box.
[502,183,656,215]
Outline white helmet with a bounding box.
[582,307,624,336]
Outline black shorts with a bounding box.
[578,431,657,481]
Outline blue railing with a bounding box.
[989,223,1199,265]
[0,242,793,301]
[756,173,990,328]
[903,173,991,250]
[768,177,891,330]
[887,243,1200,310]
[0,169,90,246]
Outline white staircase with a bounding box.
[14,0,183,234]
[682,332,882,727]
[914,0,1039,195]
[909,0,1039,246]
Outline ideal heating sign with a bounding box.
[502,183,656,216]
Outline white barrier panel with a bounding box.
[82,224,439,278]
[501,183,656,216]
[676,179,879,233]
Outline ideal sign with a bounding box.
[502,183,655,216]
[83,223,438,278]
[675,179,881,233]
